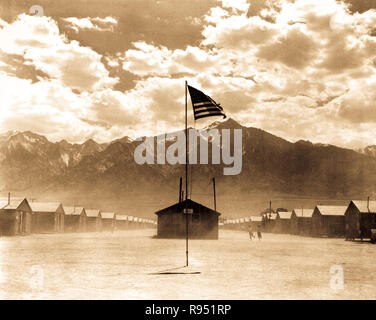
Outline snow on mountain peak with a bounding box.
[204,118,243,130]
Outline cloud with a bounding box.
[1,0,376,149]
[0,14,117,92]
[89,88,147,127]
[201,0,376,76]
[344,0,376,13]
[62,16,118,33]
[203,15,278,48]
[122,42,232,77]
[337,80,376,123]
[192,0,376,147]
[122,42,173,77]
[256,26,318,69]
[220,0,250,13]
[0,71,149,143]
[0,73,91,140]
[0,50,50,83]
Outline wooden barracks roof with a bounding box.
[116,215,128,221]
[278,211,293,219]
[155,199,220,216]
[85,209,101,217]
[250,216,263,222]
[293,208,314,218]
[63,206,85,216]
[0,197,31,210]
[101,212,115,219]
[351,200,376,213]
[29,202,62,213]
[315,205,347,216]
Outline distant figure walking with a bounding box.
[248,225,255,240]
[257,225,262,240]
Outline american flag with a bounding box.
[187,85,226,120]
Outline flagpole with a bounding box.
[185,80,189,267]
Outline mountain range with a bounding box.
[1,118,376,217]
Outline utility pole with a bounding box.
[212,177,216,212]
[185,80,189,267]
[179,177,183,203]
[269,200,272,219]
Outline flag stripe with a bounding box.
[195,112,226,120]
[195,109,225,115]
[193,102,210,107]
[194,104,224,111]
[193,102,216,108]
[195,107,224,115]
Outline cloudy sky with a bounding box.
[0,0,376,148]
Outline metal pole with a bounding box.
[212,177,216,212]
[179,177,183,203]
[269,200,272,219]
[185,80,189,267]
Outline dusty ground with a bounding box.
[0,229,375,299]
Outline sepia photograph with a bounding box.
[0,0,376,305]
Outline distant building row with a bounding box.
[0,196,156,236]
[223,200,376,241]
